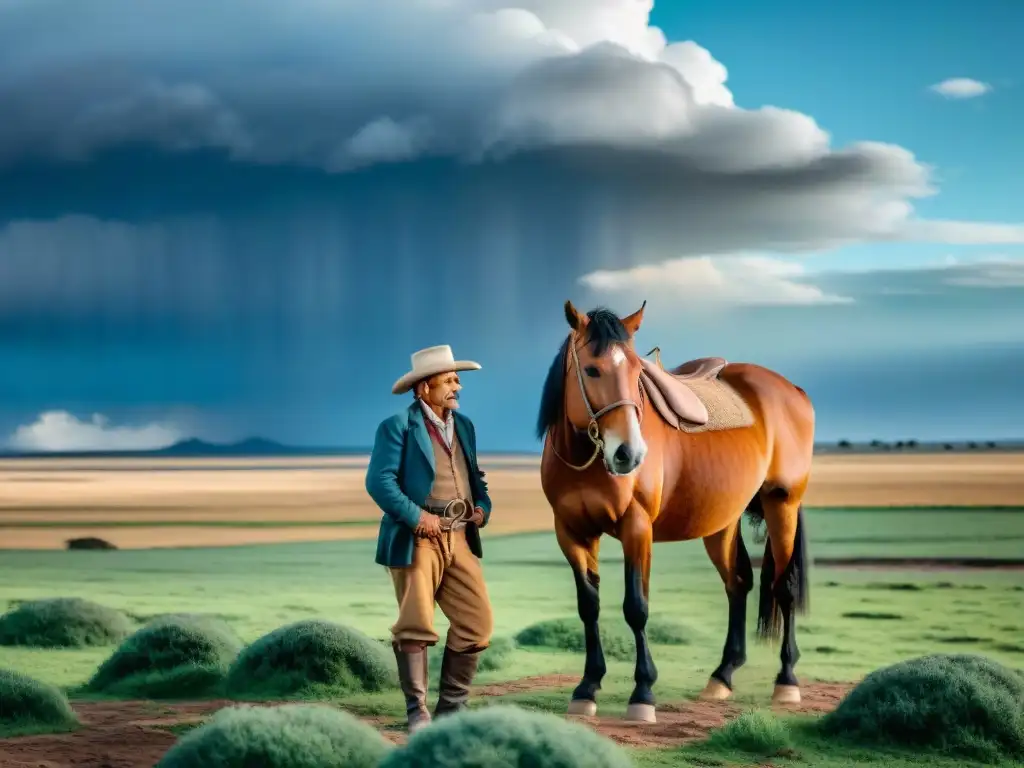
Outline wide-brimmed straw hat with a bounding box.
[391,345,481,395]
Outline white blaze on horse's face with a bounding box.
[599,343,648,476]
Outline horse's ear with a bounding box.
[621,300,646,336]
[564,300,588,331]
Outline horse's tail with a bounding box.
[745,496,809,643]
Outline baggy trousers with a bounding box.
[388,527,493,653]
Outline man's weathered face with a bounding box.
[417,370,462,412]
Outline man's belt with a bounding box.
[424,498,473,531]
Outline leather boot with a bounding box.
[393,643,431,733]
[433,646,481,718]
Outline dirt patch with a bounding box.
[475,673,578,697]
[808,557,1024,571]
[575,682,853,750]
[0,700,229,768]
[0,681,852,765]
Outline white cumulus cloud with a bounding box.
[579,254,854,307]
[7,411,184,452]
[928,78,993,99]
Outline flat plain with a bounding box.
[1,451,1022,768]
[1,451,1022,549]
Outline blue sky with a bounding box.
[0,0,1021,452]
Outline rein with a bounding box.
[549,331,645,472]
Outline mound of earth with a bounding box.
[156,703,391,768]
[380,704,632,768]
[428,635,516,673]
[820,653,1024,761]
[226,619,396,699]
[514,616,693,661]
[0,668,79,737]
[86,614,243,698]
[0,597,133,648]
[65,537,117,550]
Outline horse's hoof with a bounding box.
[625,703,657,723]
[567,699,597,716]
[699,678,733,701]
[771,684,801,705]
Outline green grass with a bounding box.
[0,509,1022,697]
[634,716,1022,767]
[0,508,1022,767]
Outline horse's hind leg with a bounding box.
[619,504,658,723]
[554,518,606,716]
[756,489,810,705]
[699,518,753,700]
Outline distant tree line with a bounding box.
[835,439,999,451]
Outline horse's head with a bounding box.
[562,299,648,476]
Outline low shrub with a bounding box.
[379,704,632,768]
[156,704,391,768]
[514,616,692,661]
[0,668,79,737]
[820,653,1024,761]
[0,597,133,648]
[704,710,794,756]
[226,619,396,699]
[86,613,242,698]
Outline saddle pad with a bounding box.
[641,368,755,433]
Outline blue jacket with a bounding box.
[365,402,492,567]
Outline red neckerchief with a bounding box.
[422,413,453,457]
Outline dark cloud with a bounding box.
[5,0,1017,250]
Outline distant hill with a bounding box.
[1,435,1021,459]
[156,437,296,456]
[0,437,372,459]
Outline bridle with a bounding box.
[549,331,645,472]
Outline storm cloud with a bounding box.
[4,0,1021,257]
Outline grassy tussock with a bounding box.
[0,667,79,737]
[156,704,391,768]
[86,613,242,698]
[379,704,632,768]
[226,619,396,699]
[820,653,1024,762]
[0,597,133,648]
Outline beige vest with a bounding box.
[428,430,473,503]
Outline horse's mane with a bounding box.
[535,307,629,439]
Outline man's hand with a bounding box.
[415,512,442,539]
[469,506,485,526]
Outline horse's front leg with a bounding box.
[555,519,606,716]
[620,505,658,722]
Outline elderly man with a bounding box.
[365,344,494,734]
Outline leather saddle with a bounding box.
[639,347,728,428]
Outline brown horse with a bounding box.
[537,300,815,723]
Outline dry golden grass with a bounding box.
[0,525,381,550]
[804,452,1024,507]
[0,452,1021,549]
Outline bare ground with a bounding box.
[0,677,854,766]
[1,453,1022,550]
